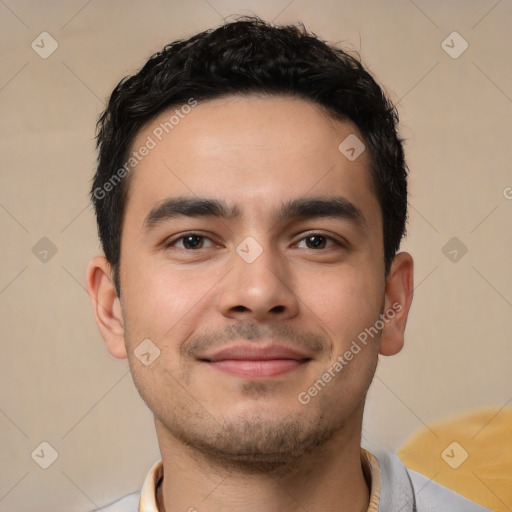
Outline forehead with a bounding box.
[123,94,380,228]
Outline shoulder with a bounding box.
[407,468,495,512]
[92,459,160,512]
[407,469,492,512]
[92,492,140,512]
[375,450,494,512]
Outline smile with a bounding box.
[205,358,310,378]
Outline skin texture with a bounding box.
[86,94,414,512]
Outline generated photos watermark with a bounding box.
[298,301,403,405]
[93,98,198,201]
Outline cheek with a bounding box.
[297,265,383,336]
[120,257,216,342]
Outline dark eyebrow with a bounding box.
[143,197,240,232]
[142,195,366,233]
[275,197,366,227]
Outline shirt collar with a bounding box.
[361,448,381,512]
[140,448,381,512]
[139,459,162,512]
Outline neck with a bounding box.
[154,416,370,512]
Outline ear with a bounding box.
[379,252,414,356]
[85,256,127,359]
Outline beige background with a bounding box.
[1,1,511,511]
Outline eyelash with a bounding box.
[165,232,345,250]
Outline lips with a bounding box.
[200,344,312,379]
[203,344,310,362]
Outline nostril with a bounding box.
[232,305,249,312]
[271,305,285,313]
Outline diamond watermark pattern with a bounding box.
[441,441,468,469]
[31,441,59,469]
[31,32,59,59]
[442,236,468,263]
[32,237,58,263]
[338,134,365,161]
[441,32,468,59]
[236,236,263,263]
[134,338,161,366]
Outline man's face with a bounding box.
[112,95,401,468]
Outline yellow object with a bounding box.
[398,405,512,512]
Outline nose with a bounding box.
[217,243,300,322]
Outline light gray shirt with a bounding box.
[96,451,494,511]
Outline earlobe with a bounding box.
[85,256,127,359]
[379,252,414,356]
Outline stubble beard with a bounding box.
[128,320,376,475]
[157,402,345,475]
[149,373,369,476]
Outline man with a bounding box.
[86,17,492,512]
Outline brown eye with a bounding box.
[168,234,213,250]
[182,235,204,249]
[295,233,343,250]
[306,235,326,248]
